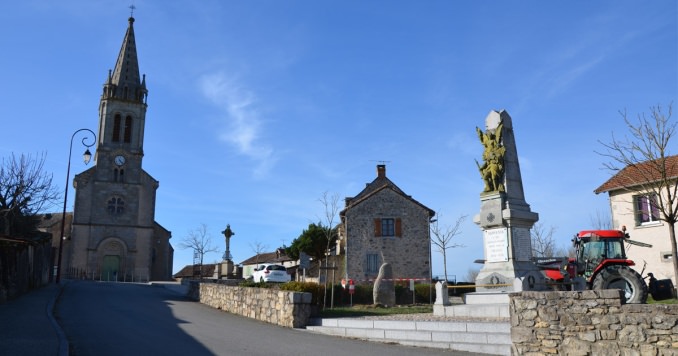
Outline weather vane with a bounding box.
[370,160,392,165]
[129,4,136,17]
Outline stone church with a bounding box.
[62,16,173,281]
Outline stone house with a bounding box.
[594,154,678,284]
[339,165,435,284]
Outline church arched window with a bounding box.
[112,114,122,142]
[113,168,125,182]
[107,196,125,215]
[124,116,132,143]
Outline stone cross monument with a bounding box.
[218,224,235,278]
[473,110,543,293]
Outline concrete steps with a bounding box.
[305,316,511,355]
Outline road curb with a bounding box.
[47,282,69,356]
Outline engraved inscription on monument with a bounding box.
[485,227,508,262]
[512,227,533,262]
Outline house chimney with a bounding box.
[377,164,386,178]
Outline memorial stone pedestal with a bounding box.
[471,110,545,298]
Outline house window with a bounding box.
[366,253,379,273]
[107,196,125,215]
[661,252,673,263]
[382,219,395,236]
[634,194,660,225]
[374,218,402,237]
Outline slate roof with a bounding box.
[340,165,435,217]
[240,250,293,265]
[595,155,678,194]
[173,263,216,279]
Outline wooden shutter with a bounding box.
[374,219,381,237]
[395,218,402,237]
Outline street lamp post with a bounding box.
[55,128,96,284]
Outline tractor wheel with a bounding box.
[591,265,648,304]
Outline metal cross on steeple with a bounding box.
[129,4,136,17]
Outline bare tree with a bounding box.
[249,241,269,268]
[0,153,60,236]
[430,213,466,283]
[531,223,558,258]
[318,191,340,309]
[597,103,678,283]
[179,224,219,278]
[589,210,612,230]
[465,268,479,283]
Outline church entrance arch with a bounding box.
[102,255,120,281]
[98,238,127,281]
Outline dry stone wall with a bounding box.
[188,282,312,328]
[510,289,678,355]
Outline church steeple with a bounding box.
[102,16,147,104]
[96,15,148,161]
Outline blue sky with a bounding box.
[1,1,676,280]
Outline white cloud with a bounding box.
[199,72,276,177]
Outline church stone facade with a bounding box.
[65,16,173,281]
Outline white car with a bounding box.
[251,264,291,283]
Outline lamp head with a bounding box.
[83,149,92,165]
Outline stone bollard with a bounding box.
[434,281,450,305]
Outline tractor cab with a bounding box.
[575,230,632,281]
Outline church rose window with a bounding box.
[107,196,125,215]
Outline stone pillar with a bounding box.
[473,110,544,293]
[220,260,234,278]
[434,281,450,305]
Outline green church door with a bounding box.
[102,255,120,281]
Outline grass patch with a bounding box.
[319,304,432,318]
[647,295,678,304]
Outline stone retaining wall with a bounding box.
[188,282,313,328]
[510,290,678,355]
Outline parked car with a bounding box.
[251,264,291,283]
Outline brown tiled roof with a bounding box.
[239,250,293,265]
[595,155,678,194]
[340,175,435,218]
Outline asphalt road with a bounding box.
[56,281,478,356]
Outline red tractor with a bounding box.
[539,229,649,304]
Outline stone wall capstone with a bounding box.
[188,282,312,328]
[510,289,678,355]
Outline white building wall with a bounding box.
[609,190,676,282]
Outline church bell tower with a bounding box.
[67,16,173,282]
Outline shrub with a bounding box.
[280,281,324,305]
[238,280,276,289]
[414,283,434,303]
